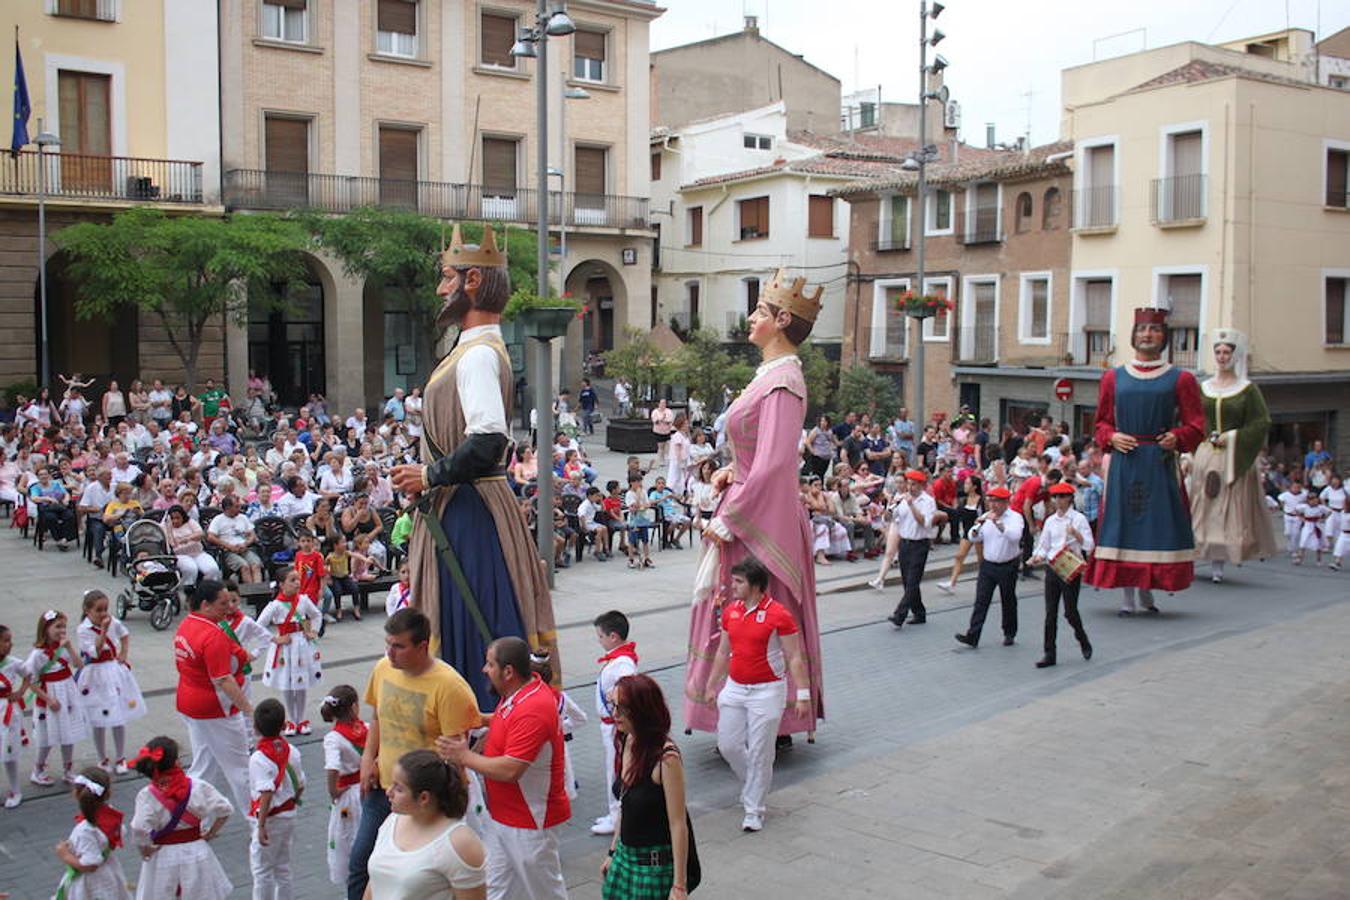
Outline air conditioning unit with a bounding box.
[944,100,961,130]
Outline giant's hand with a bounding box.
[710,466,734,494]
[1110,433,1138,453]
[390,464,427,498]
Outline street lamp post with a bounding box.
[910,1,945,432]
[513,0,576,584]
[35,121,61,390]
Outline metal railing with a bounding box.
[1151,173,1206,223]
[1071,185,1117,229]
[954,321,997,364]
[1169,325,1200,368]
[871,236,911,252]
[223,169,651,228]
[958,205,1003,245]
[0,150,204,203]
[1058,328,1114,367]
[54,0,117,21]
[1327,187,1349,209]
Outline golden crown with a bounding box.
[441,223,507,269]
[762,267,823,323]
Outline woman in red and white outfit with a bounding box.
[257,567,324,735]
[77,590,146,774]
[699,556,811,833]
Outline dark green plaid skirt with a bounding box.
[602,841,676,899]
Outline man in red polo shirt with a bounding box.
[1011,460,1061,579]
[700,556,812,833]
[174,578,254,810]
[440,636,569,900]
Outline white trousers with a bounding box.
[182,712,252,812]
[600,719,619,821]
[716,678,786,817]
[250,814,295,900]
[1284,515,1302,552]
[483,819,569,900]
[176,552,222,585]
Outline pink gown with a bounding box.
[683,356,824,735]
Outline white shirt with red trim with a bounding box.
[721,595,799,685]
[249,740,305,819]
[482,675,570,830]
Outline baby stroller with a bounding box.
[114,518,184,631]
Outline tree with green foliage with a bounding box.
[796,339,837,419]
[668,329,738,407]
[604,327,675,415]
[835,362,901,422]
[56,207,310,391]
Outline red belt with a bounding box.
[336,772,361,790]
[40,669,71,684]
[91,650,116,664]
[249,797,297,819]
[600,716,615,725]
[154,826,202,846]
[277,621,302,636]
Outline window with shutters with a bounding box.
[1161,273,1202,367]
[55,0,115,22]
[1018,272,1052,344]
[807,195,834,238]
[687,206,703,247]
[1077,140,1117,227]
[877,194,910,250]
[57,70,112,191]
[379,127,419,209]
[264,115,310,208]
[1325,274,1348,345]
[737,196,769,240]
[573,29,606,83]
[650,152,661,183]
[261,0,306,42]
[574,145,607,210]
[1077,277,1113,366]
[481,137,518,196]
[869,280,910,359]
[926,189,952,235]
[1159,127,1204,220]
[480,11,518,69]
[377,0,418,57]
[1326,144,1350,208]
[922,276,953,341]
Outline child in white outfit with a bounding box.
[257,567,324,735]
[248,698,306,900]
[0,624,31,808]
[25,609,88,786]
[76,590,146,774]
[53,766,132,899]
[319,686,365,886]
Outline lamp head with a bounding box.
[929,54,948,73]
[901,157,921,171]
[510,29,538,57]
[930,1,944,18]
[35,131,60,149]
[545,12,575,36]
[563,86,591,100]
[930,29,945,46]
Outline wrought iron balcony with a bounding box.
[1151,174,1206,223]
[953,321,998,364]
[958,207,1003,245]
[1070,185,1117,230]
[0,151,204,204]
[1168,325,1200,369]
[222,169,651,229]
[1058,328,1114,367]
[871,236,911,252]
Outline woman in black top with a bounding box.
[601,673,697,899]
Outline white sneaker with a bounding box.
[114,759,129,775]
[590,816,615,835]
[2,791,19,808]
[741,812,763,832]
[867,578,884,591]
[62,767,78,785]
[1211,572,1223,583]
[938,581,955,594]
[29,768,54,787]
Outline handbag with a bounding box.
[684,811,702,893]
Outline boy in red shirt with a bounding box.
[293,531,333,626]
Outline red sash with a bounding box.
[76,805,125,850]
[277,621,302,636]
[0,669,24,726]
[271,596,303,668]
[336,771,361,790]
[149,771,203,845]
[334,719,368,754]
[87,625,117,664]
[36,645,73,704]
[249,737,300,819]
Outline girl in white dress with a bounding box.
[257,567,324,735]
[366,749,487,900]
[129,736,233,900]
[221,580,271,703]
[0,624,32,808]
[320,685,366,886]
[1295,493,1330,566]
[25,610,88,786]
[53,766,132,900]
[76,591,146,774]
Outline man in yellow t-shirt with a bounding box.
[347,608,482,899]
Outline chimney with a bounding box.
[744,15,759,34]
[986,123,995,149]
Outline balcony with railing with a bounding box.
[223,169,651,229]
[1058,328,1114,367]
[954,321,998,364]
[0,151,204,204]
[1151,174,1206,225]
[1070,185,1117,231]
[871,236,911,252]
[1168,325,1200,368]
[53,0,117,22]
[957,206,1003,245]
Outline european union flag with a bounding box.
[11,35,31,158]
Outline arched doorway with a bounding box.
[36,251,139,388]
[565,258,628,355]
[248,257,326,408]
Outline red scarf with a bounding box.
[87,623,116,663]
[152,766,191,808]
[76,805,125,850]
[596,641,639,666]
[249,737,295,818]
[333,719,368,754]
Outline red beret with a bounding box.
[1049,482,1075,496]
[987,486,1012,499]
[904,469,928,483]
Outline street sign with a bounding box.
[1053,377,1074,402]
